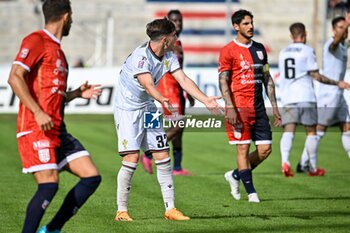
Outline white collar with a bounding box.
[43,29,61,45]
[233,38,253,48]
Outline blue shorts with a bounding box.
[56,131,90,170]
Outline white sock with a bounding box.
[280,132,294,165]
[305,135,319,172]
[117,161,137,212]
[155,157,175,211]
[300,131,324,167]
[341,131,350,158]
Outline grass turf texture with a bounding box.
[0,114,349,233]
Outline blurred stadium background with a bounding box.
[0,0,341,68]
[1,1,350,232]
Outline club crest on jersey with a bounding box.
[20,48,29,58]
[256,51,264,60]
[122,139,128,150]
[163,60,169,70]
[38,149,50,163]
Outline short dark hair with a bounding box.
[231,9,253,25]
[146,18,176,41]
[332,16,345,28]
[167,9,182,18]
[42,0,71,24]
[289,22,306,38]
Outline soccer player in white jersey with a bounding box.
[113,18,222,221]
[278,22,349,177]
[298,14,350,171]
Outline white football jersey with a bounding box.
[115,42,180,110]
[278,43,318,106]
[318,37,348,96]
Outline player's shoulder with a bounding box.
[23,30,45,43]
[219,40,236,55]
[251,40,265,48]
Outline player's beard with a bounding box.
[62,19,72,36]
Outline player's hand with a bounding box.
[272,106,282,127]
[338,81,350,89]
[204,96,224,115]
[163,99,178,117]
[80,81,102,99]
[34,109,54,131]
[226,106,239,126]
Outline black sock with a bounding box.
[145,151,153,160]
[239,169,256,194]
[173,148,182,171]
[232,169,240,180]
[22,183,58,233]
[46,176,101,231]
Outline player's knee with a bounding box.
[81,175,102,189]
[259,147,272,160]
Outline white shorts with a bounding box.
[317,94,350,126]
[281,102,317,126]
[114,104,169,156]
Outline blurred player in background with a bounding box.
[7,1,102,232]
[219,9,281,203]
[278,22,349,177]
[141,9,195,176]
[114,18,222,221]
[298,14,350,171]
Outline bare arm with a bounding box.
[263,69,281,126]
[137,73,175,113]
[7,64,53,131]
[66,81,102,102]
[172,69,223,114]
[309,70,349,88]
[218,71,238,125]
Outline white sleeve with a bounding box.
[307,48,319,71]
[131,54,151,76]
[169,52,181,72]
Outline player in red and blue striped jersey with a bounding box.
[219,9,281,203]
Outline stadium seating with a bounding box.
[0,0,332,67]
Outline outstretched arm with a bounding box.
[263,69,281,127]
[137,73,176,114]
[309,71,350,89]
[66,81,102,102]
[172,69,223,115]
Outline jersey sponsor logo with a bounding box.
[241,79,263,85]
[144,110,162,129]
[33,140,50,150]
[53,58,67,76]
[19,48,29,58]
[256,51,264,60]
[240,60,251,72]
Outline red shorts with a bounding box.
[225,107,272,145]
[17,131,58,173]
[17,130,89,173]
[158,73,185,116]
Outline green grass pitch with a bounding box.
[0,114,349,233]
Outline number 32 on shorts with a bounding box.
[156,134,169,148]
